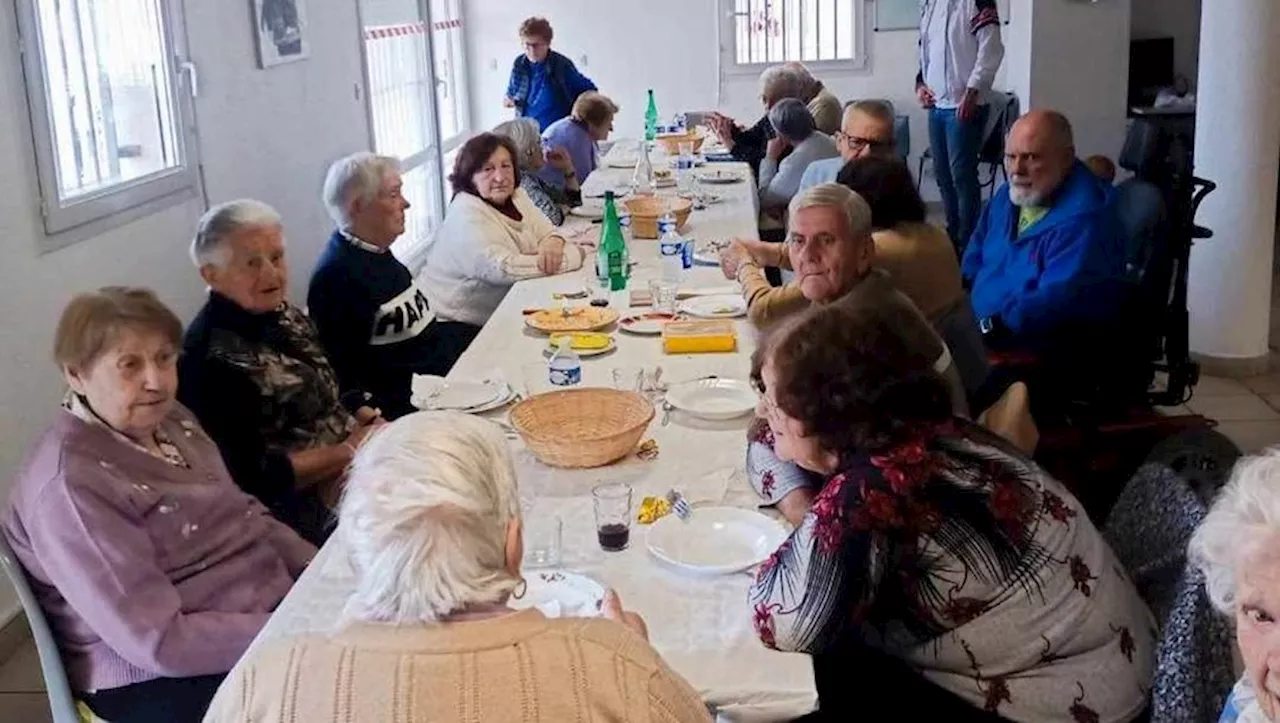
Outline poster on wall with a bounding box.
[253,0,310,68]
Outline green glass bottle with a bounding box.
[598,191,629,292]
[644,89,659,142]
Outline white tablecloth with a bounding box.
[243,143,817,722]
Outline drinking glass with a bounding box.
[648,278,679,316]
[612,366,645,392]
[592,482,633,552]
[521,361,553,397]
[522,512,563,569]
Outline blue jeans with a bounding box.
[928,105,989,254]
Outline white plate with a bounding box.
[569,203,604,220]
[507,570,605,618]
[618,312,678,336]
[665,378,757,420]
[411,376,503,411]
[696,170,744,185]
[647,507,789,576]
[679,294,747,319]
[458,383,516,414]
[607,157,637,169]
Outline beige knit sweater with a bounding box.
[202,609,712,723]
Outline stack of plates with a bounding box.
[411,375,515,413]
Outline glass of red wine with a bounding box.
[592,482,633,552]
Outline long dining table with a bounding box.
[239,141,819,721]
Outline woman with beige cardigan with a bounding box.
[204,411,711,723]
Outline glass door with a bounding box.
[357,0,469,272]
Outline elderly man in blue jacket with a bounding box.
[962,110,1129,355]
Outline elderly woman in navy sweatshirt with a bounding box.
[308,152,478,420]
[2,287,315,723]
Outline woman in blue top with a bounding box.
[503,17,597,131]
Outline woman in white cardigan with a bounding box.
[420,133,586,328]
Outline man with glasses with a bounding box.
[503,17,597,131]
[798,100,897,193]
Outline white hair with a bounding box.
[492,117,542,170]
[788,183,873,240]
[322,152,401,230]
[758,65,807,105]
[190,199,282,268]
[1189,449,1280,615]
[339,412,522,624]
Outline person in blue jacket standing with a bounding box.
[503,17,597,132]
[962,110,1129,354]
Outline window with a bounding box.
[359,0,471,272]
[429,0,469,152]
[723,0,866,72]
[16,0,198,235]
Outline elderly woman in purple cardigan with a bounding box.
[1,287,316,723]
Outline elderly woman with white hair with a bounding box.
[308,152,475,421]
[179,199,382,546]
[204,412,712,723]
[758,98,838,213]
[1191,451,1280,723]
[491,117,581,225]
[706,64,809,176]
[2,287,315,723]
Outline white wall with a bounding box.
[1023,0,1133,159]
[0,1,370,624]
[464,1,1019,175]
[1131,0,1201,87]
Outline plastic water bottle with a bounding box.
[548,338,582,387]
[658,211,684,284]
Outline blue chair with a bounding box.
[0,535,91,723]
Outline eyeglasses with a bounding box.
[835,131,890,153]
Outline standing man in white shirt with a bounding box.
[917,0,1004,255]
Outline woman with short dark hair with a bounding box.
[419,133,586,328]
[746,299,1154,721]
[3,287,314,723]
[503,16,597,131]
[758,98,838,212]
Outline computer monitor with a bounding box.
[1129,37,1176,109]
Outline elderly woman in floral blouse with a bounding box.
[746,298,1154,722]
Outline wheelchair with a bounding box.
[985,114,1241,519]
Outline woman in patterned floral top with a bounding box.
[492,117,581,226]
[747,298,1155,722]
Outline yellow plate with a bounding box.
[549,332,612,350]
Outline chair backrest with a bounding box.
[1103,464,1236,723]
[0,535,85,723]
[1114,177,1168,284]
[978,92,1020,166]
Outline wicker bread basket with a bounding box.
[509,388,655,468]
[656,130,707,155]
[623,196,693,240]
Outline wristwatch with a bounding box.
[979,316,996,335]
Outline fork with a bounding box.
[666,490,692,521]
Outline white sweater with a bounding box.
[418,189,585,327]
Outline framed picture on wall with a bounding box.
[252,0,310,68]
